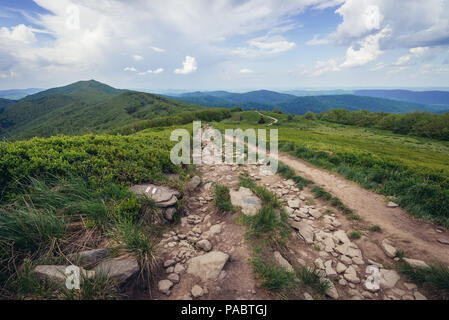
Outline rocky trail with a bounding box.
[149,126,449,300]
[33,125,448,300]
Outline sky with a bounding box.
[0,0,449,91]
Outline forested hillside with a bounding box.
[0,81,206,140]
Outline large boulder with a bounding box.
[129,184,180,208]
[94,257,139,284]
[229,187,262,216]
[187,251,229,281]
[67,248,110,267]
[34,265,94,287]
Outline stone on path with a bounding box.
[287,199,301,209]
[187,251,229,281]
[403,258,429,269]
[94,257,139,283]
[158,280,173,296]
[191,285,204,298]
[196,240,213,252]
[380,269,400,289]
[387,202,399,208]
[167,273,180,284]
[230,187,262,216]
[273,251,294,272]
[414,291,427,300]
[344,266,360,284]
[437,238,449,245]
[333,230,350,244]
[129,184,180,208]
[381,239,397,258]
[325,282,339,299]
[187,176,201,192]
[290,221,314,244]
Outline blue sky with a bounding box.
[1,0,449,91]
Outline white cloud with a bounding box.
[330,0,449,49]
[148,68,164,74]
[124,67,137,72]
[306,35,329,46]
[174,56,197,75]
[395,47,430,66]
[240,68,253,73]
[233,36,296,56]
[340,26,391,68]
[150,46,165,53]
[0,24,36,44]
[132,54,144,61]
[312,59,340,76]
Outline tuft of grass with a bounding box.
[349,231,363,240]
[295,266,330,296]
[395,249,406,259]
[398,262,449,297]
[252,254,297,294]
[214,184,234,213]
[61,271,122,300]
[277,162,312,190]
[368,225,382,233]
[311,186,332,201]
[347,214,361,220]
[111,219,157,284]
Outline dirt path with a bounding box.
[255,111,278,126]
[278,153,449,266]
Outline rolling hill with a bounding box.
[169,90,441,115]
[354,89,449,107]
[276,94,438,115]
[168,90,296,109]
[0,80,205,140]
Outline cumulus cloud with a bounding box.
[0,24,37,44]
[340,26,391,68]
[395,47,430,66]
[330,0,449,49]
[174,56,197,75]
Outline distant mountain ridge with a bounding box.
[168,90,447,115]
[354,89,449,106]
[0,88,43,100]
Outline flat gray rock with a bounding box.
[290,220,314,244]
[187,251,229,281]
[67,248,110,267]
[230,187,262,216]
[94,257,139,283]
[129,184,180,208]
[187,176,201,192]
[273,251,294,272]
[34,265,94,286]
